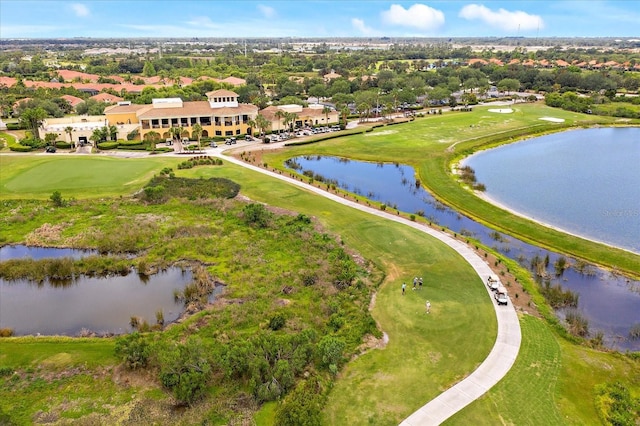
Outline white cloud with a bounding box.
[351,18,375,35]
[71,3,90,18]
[185,16,220,29]
[257,4,276,19]
[381,4,444,30]
[459,4,543,32]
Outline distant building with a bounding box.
[60,95,85,111]
[90,92,124,104]
[259,104,338,132]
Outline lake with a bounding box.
[286,151,640,351]
[464,127,640,254]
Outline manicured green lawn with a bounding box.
[445,315,564,425]
[262,103,640,278]
[0,155,181,199]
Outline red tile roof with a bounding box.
[91,92,124,103]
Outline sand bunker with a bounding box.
[488,108,513,113]
[539,117,565,123]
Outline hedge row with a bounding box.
[9,144,32,152]
[97,142,119,150]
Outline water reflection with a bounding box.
[0,246,198,336]
[287,156,640,351]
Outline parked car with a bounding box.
[225,137,237,145]
[45,146,57,153]
[245,135,253,141]
[495,290,508,305]
[209,142,218,148]
[487,274,500,292]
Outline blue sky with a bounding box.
[1,1,639,39]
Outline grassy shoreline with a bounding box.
[259,104,640,279]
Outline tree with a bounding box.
[285,112,298,131]
[144,130,160,150]
[19,107,47,140]
[107,125,118,141]
[254,114,270,139]
[44,133,58,146]
[158,339,212,406]
[497,78,521,95]
[322,106,331,125]
[50,191,64,207]
[64,126,74,144]
[191,123,203,145]
[274,109,286,134]
[142,61,156,77]
[340,106,350,129]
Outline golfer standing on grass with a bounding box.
[426,300,431,314]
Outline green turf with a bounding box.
[445,315,564,425]
[0,155,181,199]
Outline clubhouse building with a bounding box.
[39,89,338,143]
[104,89,259,140]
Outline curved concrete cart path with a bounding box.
[216,151,521,425]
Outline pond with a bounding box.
[0,246,206,336]
[286,155,640,351]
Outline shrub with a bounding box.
[6,122,23,130]
[317,336,345,368]
[9,144,32,152]
[97,141,119,150]
[56,142,71,149]
[158,339,212,406]
[0,328,14,337]
[50,190,64,207]
[242,203,271,228]
[114,332,151,370]
[269,313,286,331]
[274,376,324,426]
[594,382,639,426]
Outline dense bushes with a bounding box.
[114,332,151,370]
[97,141,119,150]
[594,382,640,426]
[9,144,32,152]
[177,156,222,169]
[138,175,240,204]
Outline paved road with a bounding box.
[213,150,522,425]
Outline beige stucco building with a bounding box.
[104,89,258,141]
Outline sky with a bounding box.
[1,0,639,39]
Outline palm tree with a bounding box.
[246,118,256,136]
[254,114,270,140]
[340,106,350,129]
[64,126,74,144]
[107,125,118,141]
[274,110,286,134]
[144,130,160,151]
[322,106,332,125]
[284,112,298,132]
[192,123,203,147]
